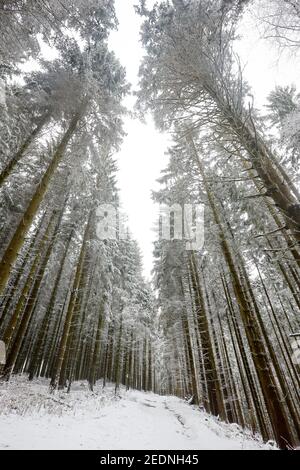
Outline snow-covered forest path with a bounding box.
[0,377,272,450]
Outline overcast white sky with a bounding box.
[109,0,170,280]
[109,0,300,280]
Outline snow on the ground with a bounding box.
[0,376,275,450]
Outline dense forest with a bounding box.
[0,0,300,451]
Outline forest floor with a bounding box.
[0,376,275,450]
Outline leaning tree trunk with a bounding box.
[0,213,55,356]
[0,111,51,187]
[0,102,87,295]
[0,211,47,331]
[219,105,300,242]
[239,158,300,269]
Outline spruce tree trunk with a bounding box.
[187,254,226,419]
[88,303,105,391]
[181,311,199,404]
[114,316,123,394]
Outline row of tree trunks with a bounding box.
[189,137,297,449]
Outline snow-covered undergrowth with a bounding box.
[0,375,276,450]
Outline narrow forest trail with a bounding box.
[0,377,272,450]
